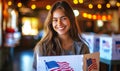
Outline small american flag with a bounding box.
[87,58,97,71]
[115,41,120,48]
[115,41,120,54]
[102,40,110,48]
[45,61,74,71]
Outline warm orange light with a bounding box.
[8,1,12,6]
[116,2,120,7]
[17,2,22,7]
[97,4,102,9]
[88,4,93,9]
[97,14,101,20]
[31,4,36,9]
[92,14,97,20]
[107,15,112,20]
[102,15,107,21]
[79,0,83,4]
[73,0,78,4]
[46,5,51,10]
[82,12,87,18]
[106,3,111,8]
[88,14,92,19]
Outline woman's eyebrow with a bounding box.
[60,16,67,18]
[53,15,66,19]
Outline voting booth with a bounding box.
[82,33,101,53]
[37,52,99,71]
[81,33,94,53]
[100,36,120,60]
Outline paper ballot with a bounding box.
[37,52,99,71]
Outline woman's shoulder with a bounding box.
[74,41,87,46]
[34,41,46,56]
[74,41,90,54]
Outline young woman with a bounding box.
[33,0,90,70]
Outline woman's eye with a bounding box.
[61,17,67,21]
[52,19,57,22]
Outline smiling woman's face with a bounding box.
[52,8,71,36]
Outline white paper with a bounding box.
[37,52,100,71]
[37,55,83,71]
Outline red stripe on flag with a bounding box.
[50,62,74,71]
[88,59,98,71]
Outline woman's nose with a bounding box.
[57,19,62,26]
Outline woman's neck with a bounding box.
[58,34,74,50]
[59,34,72,42]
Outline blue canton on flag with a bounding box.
[102,40,110,48]
[115,41,120,48]
[87,58,97,71]
[115,41,120,54]
[45,61,74,71]
[45,61,59,70]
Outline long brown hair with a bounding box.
[38,0,82,55]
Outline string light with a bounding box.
[82,12,112,21]
[92,14,97,20]
[31,4,36,10]
[82,12,87,18]
[102,15,107,21]
[106,3,111,8]
[17,2,22,7]
[88,4,93,9]
[72,0,120,10]
[8,1,12,6]
[79,0,83,4]
[73,0,78,4]
[107,15,112,20]
[88,14,92,19]
[97,14,101,20]
[97,4,102,9]
[116,2,120,7]
[46,5,51,10]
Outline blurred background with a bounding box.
[0,0,120,71]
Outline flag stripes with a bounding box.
[45,61,74,71]
[87,58,97,71]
